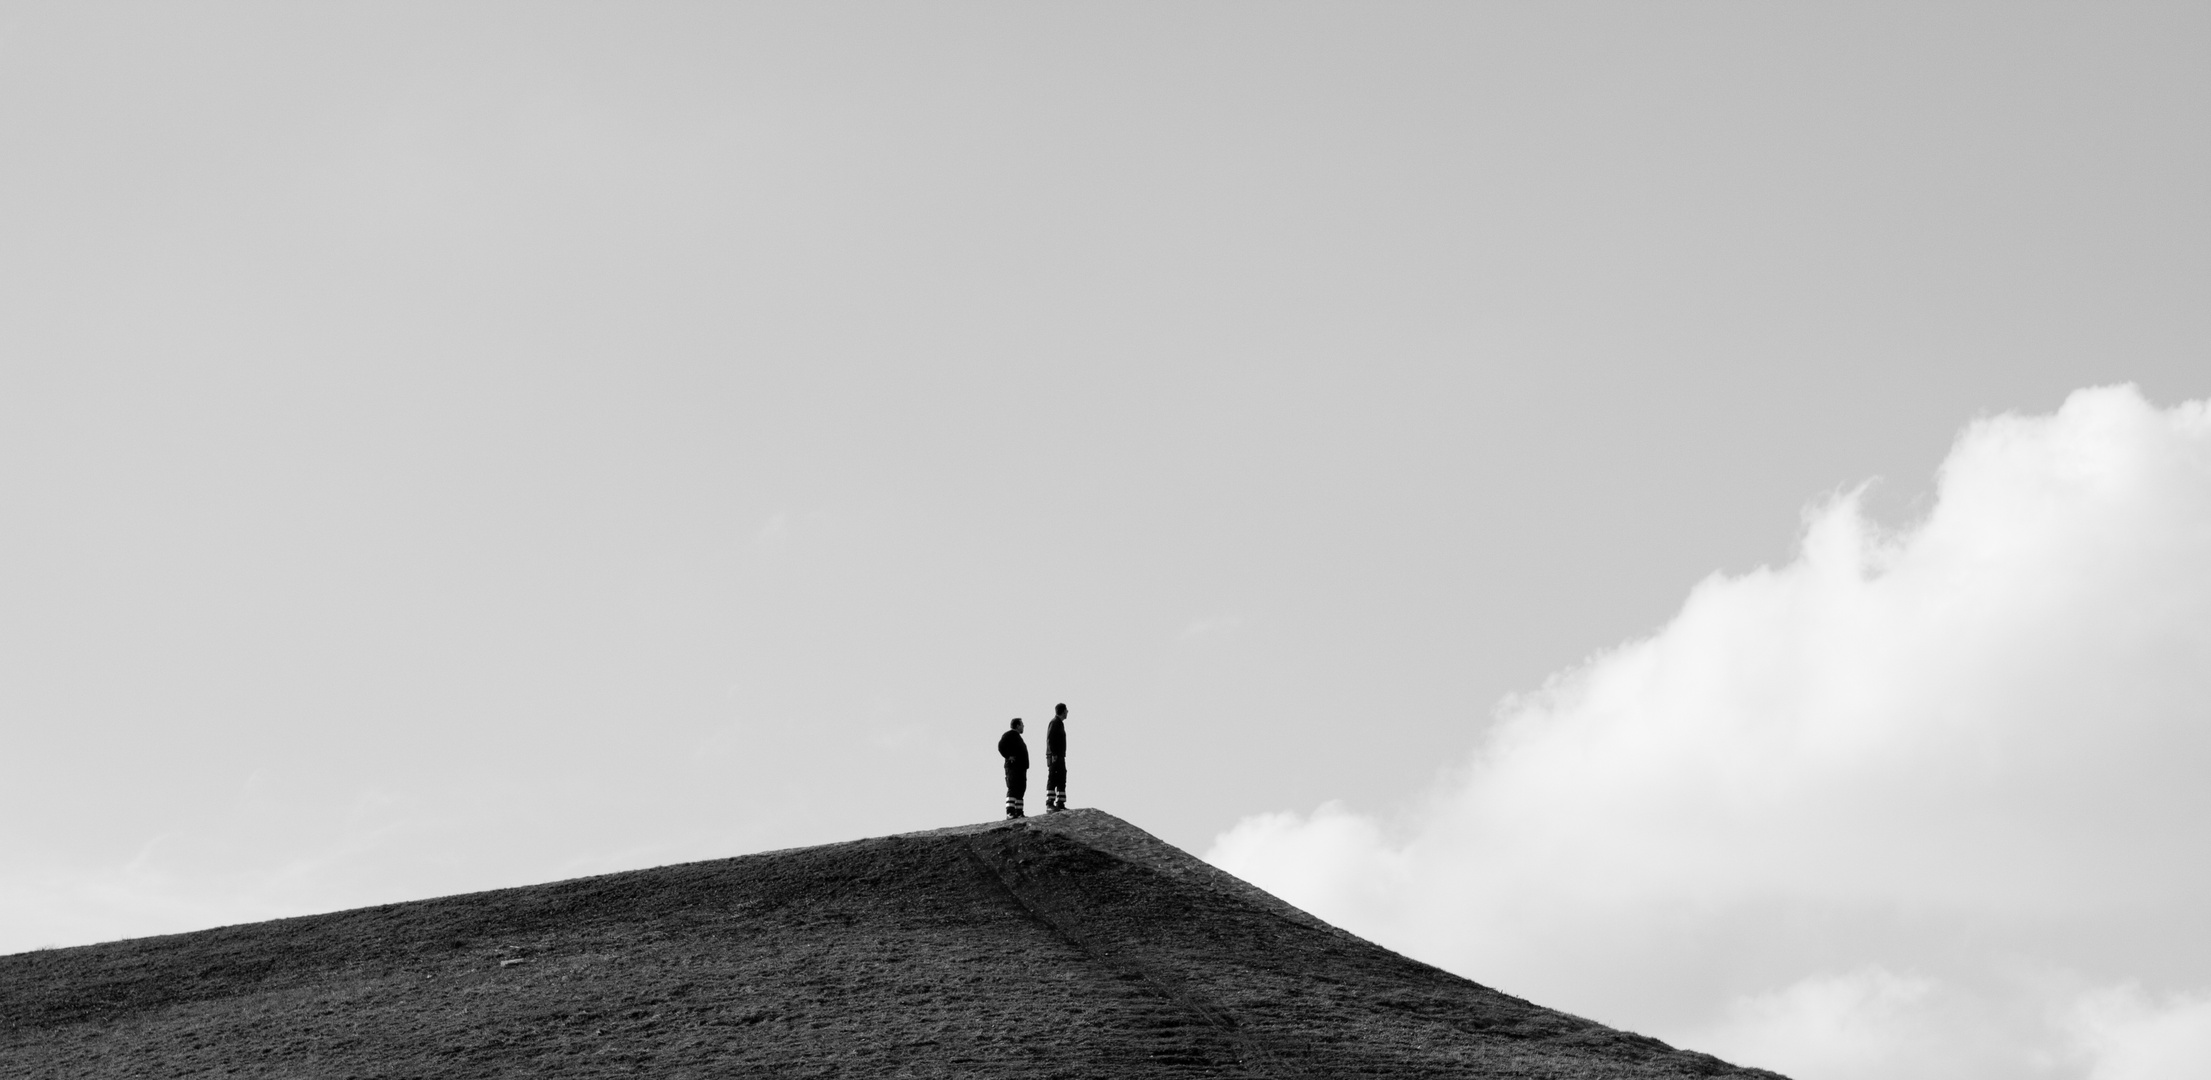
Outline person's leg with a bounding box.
[1046,757,1067,811]
[1006,766,1027,818]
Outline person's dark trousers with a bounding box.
[1004,764,1027,818]
[1045,756,1067,811]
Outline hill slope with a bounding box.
[0,809,1782,1078]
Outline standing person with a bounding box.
[1044,703,1069,812]
[998,718,1029,819]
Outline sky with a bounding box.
[1,4,2206,1078]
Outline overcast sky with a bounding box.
[2,5,2207,1078]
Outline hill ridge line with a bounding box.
[2,806,1789,1078]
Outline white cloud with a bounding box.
[1701,968,1938,1078]
[1208,385,2211,1080]
[2068,985,2211,1080]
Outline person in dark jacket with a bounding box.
[998,718,1029,819]
[1044,703,1068,812]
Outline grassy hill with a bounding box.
[0,809,1783,1078]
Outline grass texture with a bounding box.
[0,809,1785,1078]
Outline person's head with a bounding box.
[1010,718,1023,733]
[1055,703,1067,719]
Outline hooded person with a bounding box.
[998,718,1029,819]
[1044,703,1068,812]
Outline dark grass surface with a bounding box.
[0,810,1785,1078]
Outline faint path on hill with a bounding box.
[960,818,1320,1079]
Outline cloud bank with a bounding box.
[1209,385,2211,1080]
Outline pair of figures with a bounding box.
[997,703,1068,819]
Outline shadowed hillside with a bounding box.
[0,810,1784,1078]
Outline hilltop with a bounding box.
[0,809,1783,1078]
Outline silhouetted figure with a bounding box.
[1044,703,1069,812]
[998,718,1029,819]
